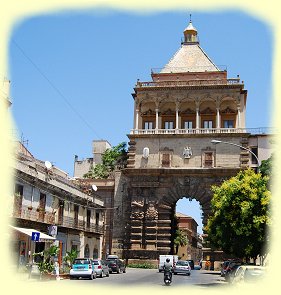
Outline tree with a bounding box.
[206,169,271,262]
[84,142,127,179]
[259,154,273,178]
[174,229,188,254]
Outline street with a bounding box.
[40,268,228,288]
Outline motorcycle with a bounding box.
[164,270,172,286]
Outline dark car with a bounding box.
[106,259,126,274]
[187,260,194,270]
[224,261,242,281]
[225,263,241,283]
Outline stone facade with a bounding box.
[109,20,274,263]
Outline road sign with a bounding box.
[31,232,40,242]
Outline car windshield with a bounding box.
[73,259,91,265]
[177,261,189,266]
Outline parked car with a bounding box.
[221,260,241,277]
[92,259,110,278]
[225,263,241,283]
[173,260,191,276]
[106,259,126,274]
[69,258,97,280]
[231,265,267,284]
[224,260,242,280]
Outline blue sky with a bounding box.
[9,9,273,233]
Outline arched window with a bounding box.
[93,248,98,259]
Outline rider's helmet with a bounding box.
[166,258,170,263]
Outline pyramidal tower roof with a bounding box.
[161,19,219,73]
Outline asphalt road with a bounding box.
[63,268,228,288]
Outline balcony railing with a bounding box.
[130,127,276,135]
[135,78,241,88]
[12,205,103,234]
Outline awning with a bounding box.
[10,225,56,242]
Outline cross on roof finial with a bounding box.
[190,14,192,22]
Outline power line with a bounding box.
[12,39,101,139]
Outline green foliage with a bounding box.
[127,263,157,269]
[259,154,273,178]
[33,244,60,274]
[174,229,188,254]
[206,169,271,260]
[63,248,78,266]
[84,142,127,179]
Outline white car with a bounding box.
[69,258,97,280]
[232,265,266,284]
[173,260,191,276]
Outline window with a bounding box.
[96,212,100,225]
[204,152,213,167]
[184,121,193,129]
[87,210,91,228]
[164,121,174,129]
[58,200,64,224]
[74,205,79,226]
[223,120,234,128]
[203,120,213,129]
[162,154,170,167]
[251,147,258,164]
[144,121,153,129]
[39,193,46,209]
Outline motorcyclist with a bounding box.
[163,258,173,282]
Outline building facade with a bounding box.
[11,142,105,268]
[109,20,274,263]
[175,212,202,262]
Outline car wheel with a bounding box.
[123,268,126,273]
[90,272,94,280]
[109,270,112,274]
[99,271,103,278]
[174,272,177,275]
[117,268,120,274]
[188,273,190,276]
[106,271,109,277]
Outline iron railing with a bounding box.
[12,204,104,234]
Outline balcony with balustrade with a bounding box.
[12,204,104,235]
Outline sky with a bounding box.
[9,9,273,233]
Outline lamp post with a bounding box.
[211,139,260,170]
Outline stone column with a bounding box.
[237,107,241,128]
[175,102,179,131]
[196,107,200,129]
[135,108,139,130]
[216,108,220,128]
[79,231,85,258]
[155,108,159,130]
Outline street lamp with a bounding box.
[211,139,260,170]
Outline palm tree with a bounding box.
[174,229,188,254]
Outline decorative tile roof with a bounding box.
[161,43,219,73]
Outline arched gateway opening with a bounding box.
[112,168,239,263]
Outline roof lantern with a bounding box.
[183,15,199,44]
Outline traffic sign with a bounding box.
[31,232,40,241]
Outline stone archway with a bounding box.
[112,168,239,261]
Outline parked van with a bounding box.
[158,255,178,272]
